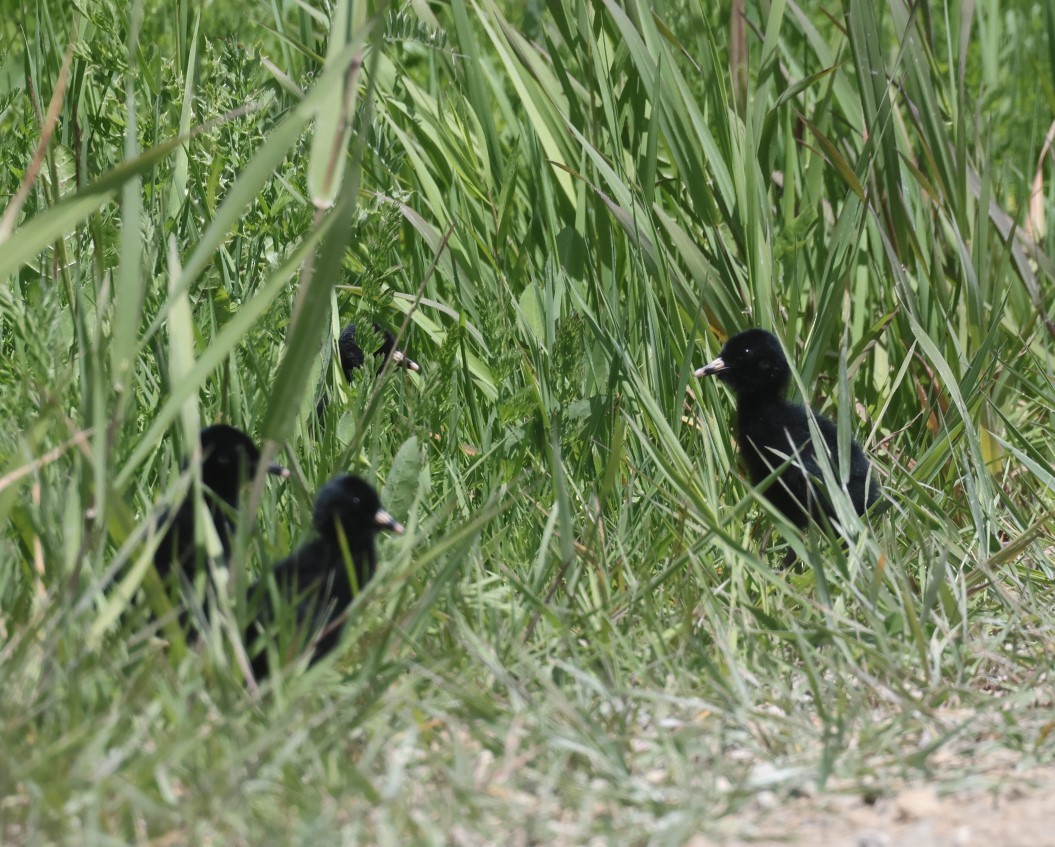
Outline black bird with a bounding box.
[316,322,420,420]
[245,474,404,679]
[154,424,289,583]
[695,328,878,533]
[338,322,419,378]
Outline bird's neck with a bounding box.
[207,483,240,510]
[734,392,795,450]
[323,535,376,592]
[734,389,787,418]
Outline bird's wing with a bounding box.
[247,543,343,650]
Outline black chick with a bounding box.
[695,328,878,532]
[315,322,420,420]
[338,322,419,378]
[245,474,404,679]
[154,424,289,583]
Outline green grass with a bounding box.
[2,0,1055,842]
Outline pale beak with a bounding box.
[390,349,420,373]
[375,508,405,535]
[694,356,727,378]
[267,462,291,478]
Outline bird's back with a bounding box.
[154,494,233,581]
[245,539,364,678]
[736,397,876,528]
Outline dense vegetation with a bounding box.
[2,0,1054,842]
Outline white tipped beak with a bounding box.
[390,350,420,373]
[375,508,405,535]
[694,356,727,378]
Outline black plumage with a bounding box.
[695,328,878,531]
[315,322,420,420]
[338,322,419,378]
[154,424,289,582]
[245,474,404,679]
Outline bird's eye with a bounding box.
[352,496,361,506]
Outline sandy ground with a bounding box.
[692,764,1055,847]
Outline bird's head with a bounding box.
[312,474,405,546]
[694,328,791,398]
[339,322,420,379]
[199,425,288,502]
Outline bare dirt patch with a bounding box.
[692,764,1055,847]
